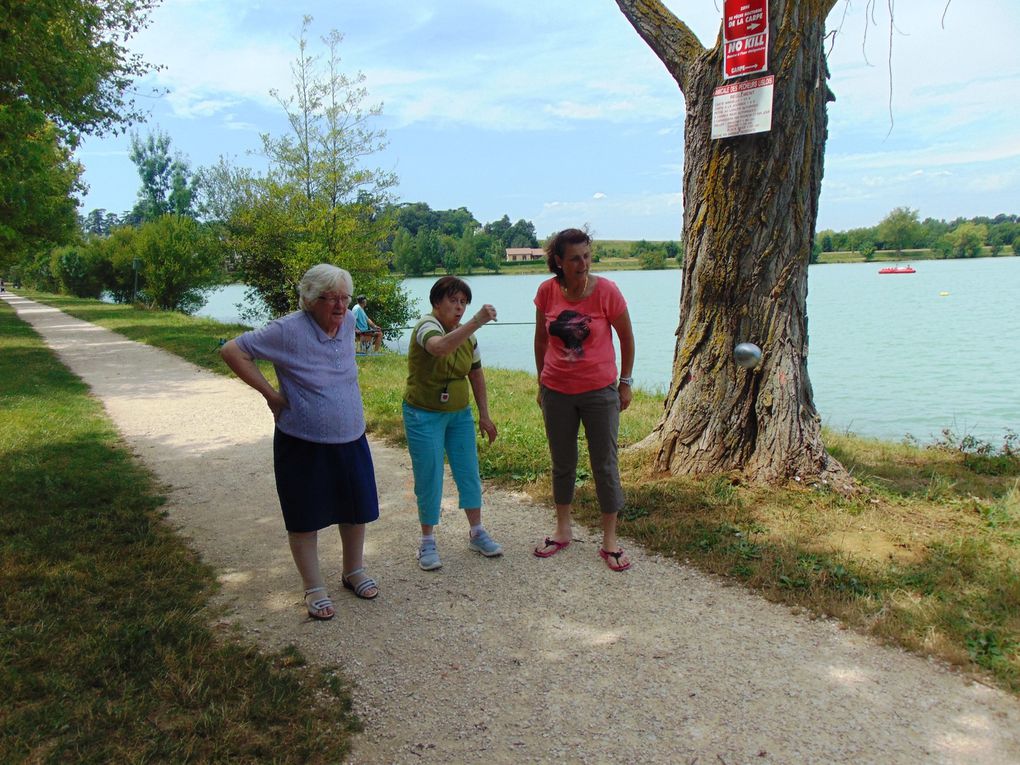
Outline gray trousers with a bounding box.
[540,384,624,514]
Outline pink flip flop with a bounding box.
[533,537,571,558]
[599,547,632,572]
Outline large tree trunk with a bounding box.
[617,0,853,490]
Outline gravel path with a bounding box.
[8,292,1020,764]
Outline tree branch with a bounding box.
[614,0,707,91]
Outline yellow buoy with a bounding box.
[939,291,950,297]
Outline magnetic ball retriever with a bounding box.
[734,342,762,368]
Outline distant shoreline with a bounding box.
[393,249,1018,278]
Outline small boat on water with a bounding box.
[878,265,916,274]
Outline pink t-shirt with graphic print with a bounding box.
[534,276,627,395]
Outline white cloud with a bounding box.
[830,135,1020,172]
[537,192,683,238]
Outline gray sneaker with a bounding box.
[417,539,442,570]
[468,529,503,557]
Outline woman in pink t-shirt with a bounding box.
[532,228,636,571]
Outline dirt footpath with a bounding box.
[8,292,1020,764]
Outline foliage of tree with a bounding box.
[17,225,135,296]
[0,106,83,266]
[93,225,142,302]
[50,242,110,298]
[857,241,877,262]
[631,239,656,257]
[476,233,503,273]
[393,202,439,236]
[483,214,512,245]
[450,227,502,274]
[390,228,415,275]
[133,215,221,313]
[126,129,194,223]
[81,208,122,237]
[481,214,538,249]
[392,227,442,277]
[948,222,987,258]
[877,207,922,255]
[505,218,539,249]
[593,242,624,259]
[0,0,160,140]
[988,221,1017,252]
[920,217,951,247]
[632,239,670,268]
[638,248,666,270]
[19,247,61,292]
[392,203,481,241]
[192,157,255,227]
[438,207,480,238]
[216,17,412,333]
[1,0,161,268]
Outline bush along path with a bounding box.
[6,292,1020,764]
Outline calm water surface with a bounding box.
[199,257,1020,444]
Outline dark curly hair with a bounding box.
[544,228,592,279]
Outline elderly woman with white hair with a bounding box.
[220,263,380,620]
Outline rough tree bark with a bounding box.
[616,0,853,490]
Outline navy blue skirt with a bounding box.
[273,429,380,532]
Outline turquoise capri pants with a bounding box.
[402,401,483,526]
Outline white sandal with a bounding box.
[304,586,335,620]
[342,568,379,600]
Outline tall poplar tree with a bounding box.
[127,129,194,223]
[227,16,410,331]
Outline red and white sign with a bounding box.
[725,0,767,41]
[723,0,769,80]
[711,75,774,139]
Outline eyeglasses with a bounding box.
[317,294,350,305]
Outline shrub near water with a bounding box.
[0,300,358,763]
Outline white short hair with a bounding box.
[297,264,354,311]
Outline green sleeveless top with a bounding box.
[403,315,481,412]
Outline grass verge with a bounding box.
[0,298,359,763]
[14,291,1020,696]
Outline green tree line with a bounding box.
[387,205,539,276]
[594,239,684,269]
[817,207,1020,262]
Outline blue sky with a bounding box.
[77,0,1020,240]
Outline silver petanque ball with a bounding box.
[734,342,762,369]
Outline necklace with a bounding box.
[561,273,588,300]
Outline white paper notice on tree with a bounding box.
[711,75,774,139]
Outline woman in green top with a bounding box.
[403,276,503,571]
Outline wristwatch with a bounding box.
[619,376,633,386]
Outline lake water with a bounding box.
[198,257,1020,445]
